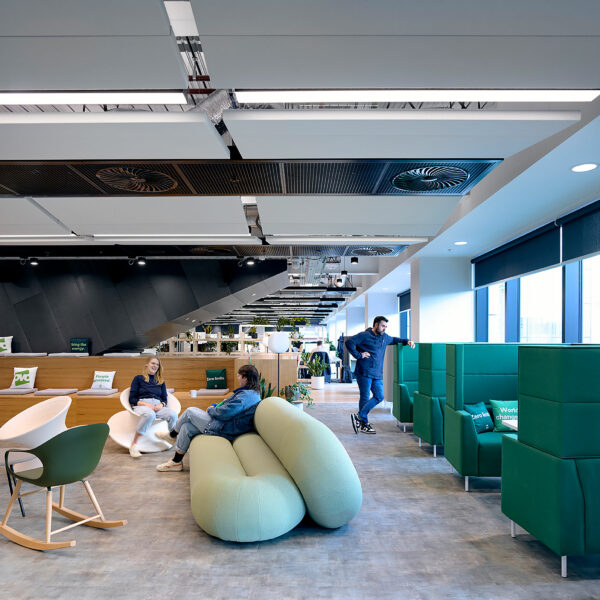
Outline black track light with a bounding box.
[245,257,256,266]
[350,256,359,264]
[29,257,39,266]
[136,256,146,266]
[341,270,348,276]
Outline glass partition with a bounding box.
[519,267,562,343]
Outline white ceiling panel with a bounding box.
[0,197,68,235]
[256,196,458,236]
[225,110,580,159]
[0,0,170,36]
[164,1,200,37]
[0,112,229,160]
[0,36,187,91]
[191,0,600,35]
[35,196,250,236]
[202,35,600,90]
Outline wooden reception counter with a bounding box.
[0,355,298,427]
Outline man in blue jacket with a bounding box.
[345,316,414,434]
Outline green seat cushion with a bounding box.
[189,433,306,542]
[464,402,494,433]
[206,368,227,389]
[255,396,362,529]
[477,431,513,476]
[490,399,518,432]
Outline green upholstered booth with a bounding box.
[189,396,362,542]
[444,343,519,491]
[501,345,600,577]
[413,343,446,456]
[392,343,419,431]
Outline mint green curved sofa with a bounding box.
[189,396,362,542]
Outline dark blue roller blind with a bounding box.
[559,199,600,262]
[398,291,411,312]
[472,223,560,288]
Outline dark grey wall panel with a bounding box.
[0,258,287,353]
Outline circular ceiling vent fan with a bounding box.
[391,166,469,192]
[96,167,178,193]
[351,246,394,256]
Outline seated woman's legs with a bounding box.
[156,407,211,472]
[129,405,157,458]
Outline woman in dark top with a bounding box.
[129,357,177,458]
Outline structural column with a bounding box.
[410,257,474,342]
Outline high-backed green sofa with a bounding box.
[392,343,419,431]
[189,396,362,542]
[502,345,600,577]
[412,343,446,456]
[444,343,518,491]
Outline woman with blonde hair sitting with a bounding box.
[128,357,177,458]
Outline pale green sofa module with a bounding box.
[444,343,518,491]
[392,343,418,431]
[412,343,446,456]
[189,396,362,542]
[501,345,600,578]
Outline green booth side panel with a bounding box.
[418,343,446,398]
[575,459,600,554]
[444,407,478,475]
[413,391,445,446]
[392,383,416,423]
[501,436,586,557]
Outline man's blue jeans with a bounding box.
[356,374,385,423]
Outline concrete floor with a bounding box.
[1,401,599,600]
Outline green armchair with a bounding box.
[392,343,419,431]
[502,345,600,578]
[412,343,446,456]
[444,343,518,491]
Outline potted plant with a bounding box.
[221,340,238,354]
[204,325,216,339]
[227,325,235,339]
[276,317,290,332]
[248,326,258,339]
[302,352,327,390]
[259,377,276,400]
[283,382,314,410]
[198,341,217,352]
[290,317,308,339]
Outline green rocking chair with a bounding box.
[1,423,126,550]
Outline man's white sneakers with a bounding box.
[156,459,183,472]
[129,444,142,458]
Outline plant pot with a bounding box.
[311,376,325,390]
[290,400,304,411]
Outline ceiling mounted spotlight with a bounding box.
[341,270,348,276]
[350,257,359,264]
[136,256,146,266]
[245,257,256,266]
[335,278,343,287]
[29,257,39,266]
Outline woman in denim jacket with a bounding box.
[156,364,261,472]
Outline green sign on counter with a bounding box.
[70,338,90,353]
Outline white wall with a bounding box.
[410,257,474,342]
[346,305,365,336]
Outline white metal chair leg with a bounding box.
[433,445,437,458]
[465,476,469,492]
[403,424,406,433]
[418,438,422,447]
[561,556,567,578]
[510,520,516,538]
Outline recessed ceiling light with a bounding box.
[571,163,598,173]
[0,92,187,105]
[236,89,600,104]
[454,241,468,246]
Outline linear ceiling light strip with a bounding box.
[0,92,187,106]
[236,89,600,104]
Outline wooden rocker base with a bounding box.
[52,503,127,529]
[0,523,75,550]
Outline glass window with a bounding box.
[582,255,600,343]
[488,283,505,343]
[519,267,562,343]
[387,312,400,337]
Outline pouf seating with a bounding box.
[189,396,362,542]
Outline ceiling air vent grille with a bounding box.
[95,167,178,193]
[351,246,395,257]
[391,166,469,192]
